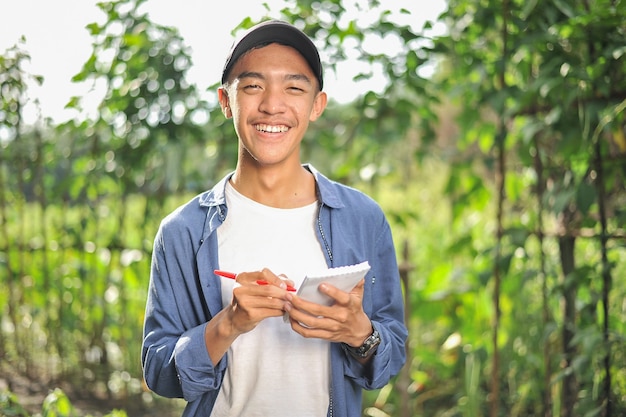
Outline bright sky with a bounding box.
[1,0,446,125]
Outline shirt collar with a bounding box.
[198,164,344,209]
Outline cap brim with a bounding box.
[222,20,323,90]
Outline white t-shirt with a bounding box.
[210,182,330,417]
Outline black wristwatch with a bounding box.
[342,325,381,359]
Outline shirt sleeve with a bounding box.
[141,221,227,402]
[341,217,408,389]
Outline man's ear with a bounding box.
[309,91,328,122]
[218,87,231,118]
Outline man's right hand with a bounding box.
[204,268,293,364]
[229,268,293,333]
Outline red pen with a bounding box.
[214,269,297,292]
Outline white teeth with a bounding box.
[255,124,289,133]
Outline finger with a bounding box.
[287,313,344,342]
[235,270,263,285]
[318,279,365,306]
[233,286,292,309]
[257,269,295,291]
[229,296,282,334]
[287,293,358,329]
[277,273,296,289]
[285,301,321,324]
[234,269,290,292]
[287,293,334,318]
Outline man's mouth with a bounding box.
[255,124,289,133]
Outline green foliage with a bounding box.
[0,391,29,417]
[42,389,76,417]
[416,0,626,415]
[63,0,217,197]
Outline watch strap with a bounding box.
[342,326,381,359]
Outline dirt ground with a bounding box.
[0,365,184,417]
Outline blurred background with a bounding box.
[1,0,625,416]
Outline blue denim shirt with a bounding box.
[142,165,408,417]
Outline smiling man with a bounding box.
[141,20,407,417]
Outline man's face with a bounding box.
[219,43,327,169]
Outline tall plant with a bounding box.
[56,0,213,393]
[427,0,626,415]
[0,39,44,374]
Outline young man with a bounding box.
[142,20,407,417]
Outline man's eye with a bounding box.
[243,84,262,91]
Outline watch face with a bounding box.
[358,329,381,357]
[343,326,381,359]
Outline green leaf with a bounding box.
[576,180,596,215]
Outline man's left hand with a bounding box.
[284,279,372,348]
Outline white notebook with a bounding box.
[296,261,371,306]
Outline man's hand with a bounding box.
[204,268,293,364]
[228,269,294,334]
[284,279,372,348]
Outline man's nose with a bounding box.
[258,86,286,114]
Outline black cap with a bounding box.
[221,20,324,90]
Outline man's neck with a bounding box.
[230,163,317,209]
